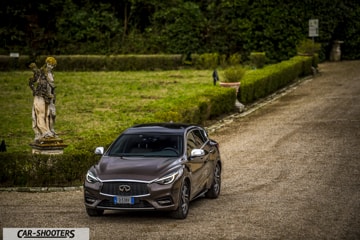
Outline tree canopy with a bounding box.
[1,0,359,61]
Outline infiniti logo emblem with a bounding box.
[119,185,131,192]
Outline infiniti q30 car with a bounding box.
[84,123,222,219]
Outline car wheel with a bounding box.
[170,180,190,219]
[86,207,104,217]
[205,162,221,199]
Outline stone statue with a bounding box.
[28,57,57,142]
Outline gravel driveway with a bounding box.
[1,61,360,240]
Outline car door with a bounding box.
[186,129,211,196]
[193,129,214,183]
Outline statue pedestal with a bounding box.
[30,138,67,155]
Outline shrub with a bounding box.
[153,87,236,124]
[0,152,100,187]
[228,53,242,66]
[239,55,314,103]
[249,52,267,69]
[296,39,321,55]
[223,65,246,82]
[0,55,185,71]
[192,53,220,69]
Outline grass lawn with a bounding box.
[0,70,227,153]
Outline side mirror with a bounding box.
[190,149,205,158]
[94,147,104,155]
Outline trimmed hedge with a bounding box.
[0,55,185,71]
[154,87,236,124]
[0,53,246,71]
[239,55,315,103]
[0,152,100,187]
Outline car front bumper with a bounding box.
[84,178,182,212]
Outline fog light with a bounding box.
[85,194,97,204]
[86,198,96,203]
[157,197,173,206]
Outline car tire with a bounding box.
[86,207,104,217]
[170,180,190,219]
[205,162,221,199]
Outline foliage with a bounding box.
[0,152,99,187]
[340,4,360,60]
[56,1,121,54]
[228,53,242,66]
[2,54,253,71]
[150,1,207,54]
[222,65,246,83]
[297,39,321,55]
[192,53,221,69]
[1,0,360,61]
[239,56,314,103]
[249,52,267,69]
[0,55,185,71]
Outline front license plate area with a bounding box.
[114,196,135,205]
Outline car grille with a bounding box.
[101,182,149,196]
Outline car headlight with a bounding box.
[86,170,100,183]
[155,168,183,185]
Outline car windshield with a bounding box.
[108,133,183,157]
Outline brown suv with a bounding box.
[84,123,222,219]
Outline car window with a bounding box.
[186,132,197,156]
[200,129,209,141]
[108,134,183,157]
[193,129,207,145]
[186,129,210,156]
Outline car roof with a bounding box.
[123,123,199,134]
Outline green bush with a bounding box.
[190,53,245,69]
[249,52,267,69]
[0,55,185,71]
[239,55,314,103]
[223,65,246,82]
[153,87,236,124]
[296,39,321,55]
[228,53,242,66]
[0,152,100,187]
[192,53,221,69]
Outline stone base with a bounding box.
[30,137,67,155]
[235,99,245,113]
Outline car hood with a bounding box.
[95,156,182,182]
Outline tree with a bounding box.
[0,0,61,55]
[203,0,251,56]
[148,1,207,54]
[0,0,359,60]
[56,0,120,54]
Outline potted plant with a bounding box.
[219,65,246,93]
